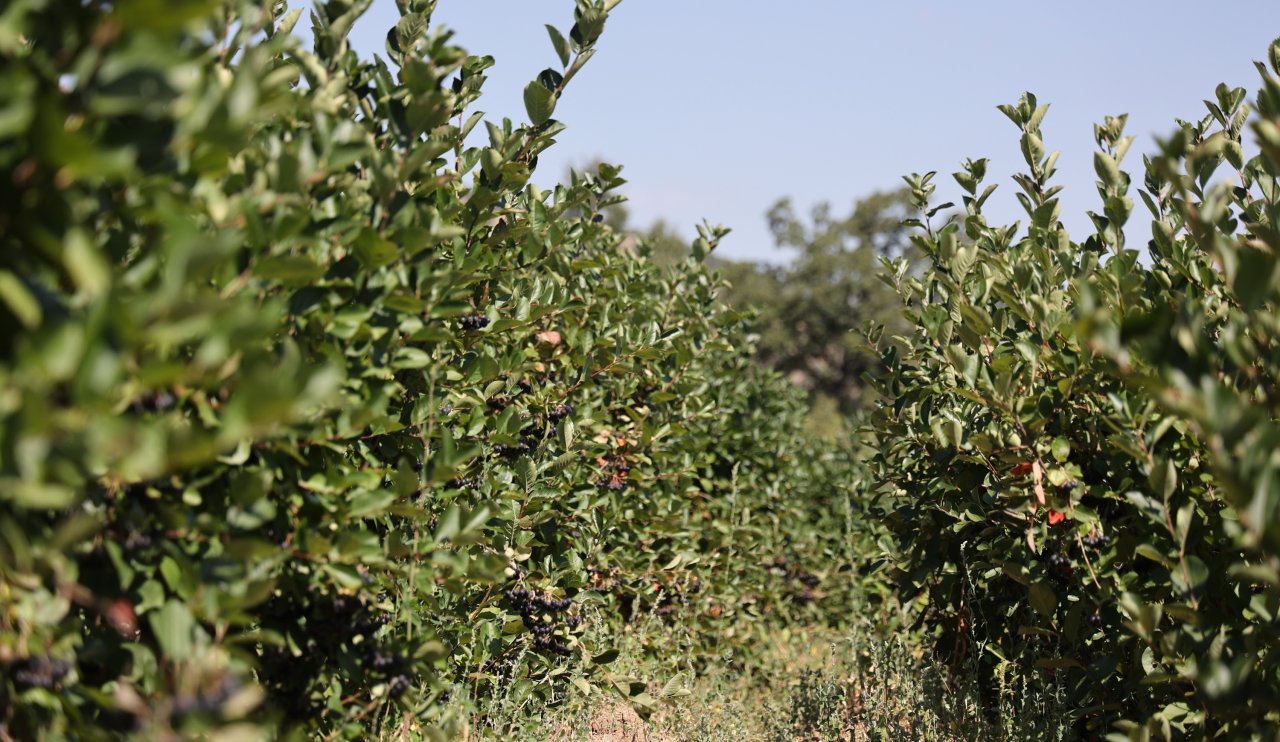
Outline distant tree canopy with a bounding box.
[674,190,918,421]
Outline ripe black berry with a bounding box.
[447,475,478,490]
[549,403,574,421]
[387,674,411,698]
[1082,532,1110,549]
[128,391,177,414]
[493,442,530,459]
[505,584,581,656]
[10,656,71,690]
[123,531,154,551]
[459,314,490,331]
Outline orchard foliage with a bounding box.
[872,39,1280,739]
[0,0,870,738]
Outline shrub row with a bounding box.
[0,1,874,738]
[871,40,1280,739]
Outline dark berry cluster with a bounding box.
[9,656,72,690]
[1045,551,1073,581]
[128,391,176,414]
[505,586,578,656]
[458,314,490,330]
[486,394,510,412]
[368,650,403,673]
[521,421,558,443]
[446,475,479,490]
[258,592,390,673]
[171,675,242,720]
[1056,478,1080,495]
[771,556,821,603]
[123,530,155,551]
[495,417,563,460]
[352,610,392,639]
[548,402,574,421]
[493,442,531,459]
[1081,532,1110,549]
[387,674,411,698]
[482,654,520,682]
[594,456,630,492]
[257,589,415,713]
[1086,611,1104,630]
[586,566,619,593]
[361,646,410,699]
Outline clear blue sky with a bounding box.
[320,1,1279,263]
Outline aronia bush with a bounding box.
[871,37,1280,740]
[0,1,875,738]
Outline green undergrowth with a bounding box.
[465,599,1070,741]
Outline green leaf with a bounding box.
[324,564,366,590]
[349,489,397,517]
[433,506,461,544]
[1149,458,1177,501]
[1094,151,1122,189]
[1135,543,1173,568]
[546,25,571,67]
[63,229,110,298]
[1028,581,1057,618]
[353,228,399,269]
[4,480,77,509]
[0,271,42,328]
[658,673,690,699]
[149,601,195,661]
[136,580,166,615]
[1173,555,1209,595]
[523,80,556,126]
[255,255,325,285]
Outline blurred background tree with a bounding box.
[634,189,917,434]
